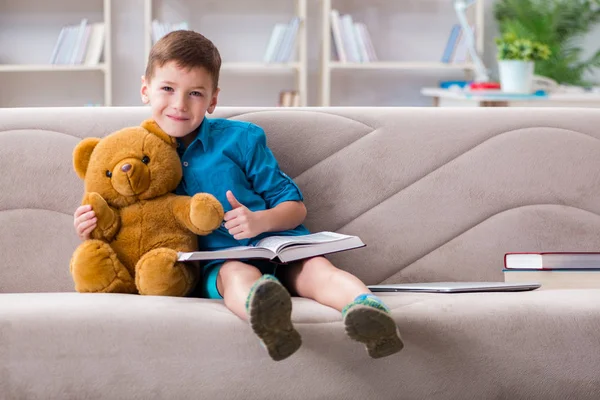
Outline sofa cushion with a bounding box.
[2,290,600,399]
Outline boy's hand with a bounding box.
[223,191,268,240]
[74,204,97,241]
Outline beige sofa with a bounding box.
[2,107,600,399]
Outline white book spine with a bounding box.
[58,26,75,65]
[70,18,88,65]
[76,25,92,65]
[353,23,369,63]
[263,24,287,63]
[357,23,378,62]
[330,10,346,63]
[280,17,300,63]
[341,14,360,63]
[275,17,297,63]
[50,27,67,64]
[84,23,105,65]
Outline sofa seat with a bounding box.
[2,290,600,399]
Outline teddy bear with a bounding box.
[70,119,224,296]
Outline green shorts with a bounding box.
[194,259,282,299]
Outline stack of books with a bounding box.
[263,17,300,64]
[503,252,600,289]
[49,19,105,65]
[329,10,377,63]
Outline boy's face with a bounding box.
[140,61,219,139]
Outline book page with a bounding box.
[178,246,272,262]
[256,231,354,253]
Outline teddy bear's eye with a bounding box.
[142,156,150,164]
[106,170,112,178]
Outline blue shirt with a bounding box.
[175,117,310,250]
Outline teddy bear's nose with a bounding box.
[121,163,132,172]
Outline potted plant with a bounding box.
[495,33,551,93]
[494,0,600,87]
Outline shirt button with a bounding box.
[183,162,189,167]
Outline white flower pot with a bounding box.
[498,60,535,93]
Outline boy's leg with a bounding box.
[280,256,403,359]
[215,260,262,319]
[216,260,301,361]
[280,256,367,311]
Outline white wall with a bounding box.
[1,0,599,107]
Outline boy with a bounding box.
[73,30,403,361]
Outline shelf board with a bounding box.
[221,62,301,72]
[0,64,106,73]
[329,62,476,70]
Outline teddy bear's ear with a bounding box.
[141,119,176,148]
[73,137,101,180]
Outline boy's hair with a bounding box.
[145,30,221,90]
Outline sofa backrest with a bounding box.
[2,107,600,293]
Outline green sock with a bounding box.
[342,293,390,319]
[245,274,280,313]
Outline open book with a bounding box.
[177,231,365,263]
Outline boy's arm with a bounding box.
[224,191,306,240]
[224,124,307,240]
[257,200,306,232]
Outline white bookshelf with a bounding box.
[329,62,477,70]
[220,62,302,72]
[143,0,308,107]
[0,0,112,107]
[0,64,108,73]
[319,0,485,106]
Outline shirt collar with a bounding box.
[177,116,209,152]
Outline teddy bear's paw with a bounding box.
[70,240,137,294]
[135,248,198,297]
[190,193,225,234]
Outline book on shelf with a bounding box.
[340,14,361,63]
[264,23,288,63]
[504,268,600,289]
[152,20,189,44]
[330,10,377,63]
[504,252,600,270]
[177,231,365,264]
[263,17,300,64]
[330,9,347,62]
[50,20,105,66]
[278,90,300,107]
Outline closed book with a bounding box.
[330,10,347,62]
[277,17,300,63]
[504,252,600,270]
[263,24,287,63]
[84,23,105,65]
[341,14,361,63]
[504,269,600,289]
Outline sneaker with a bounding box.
[246,275,302,361]
[343,295,404,359]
